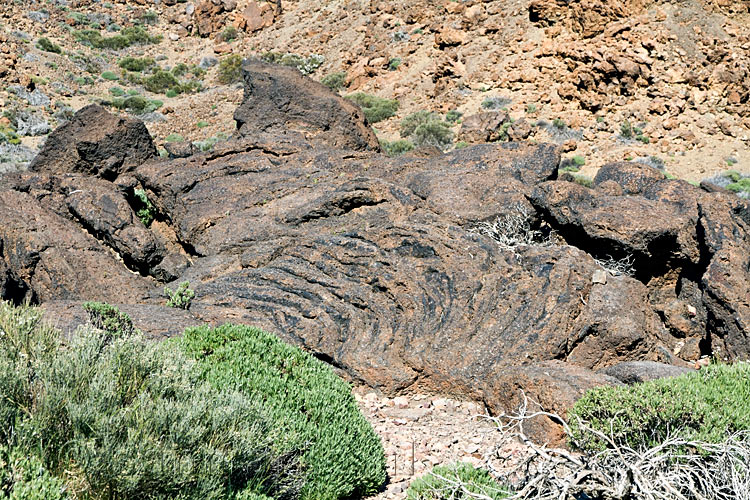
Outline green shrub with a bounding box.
[387,57,401,71]
[0,301,300,500]
[100,70,119,80]
[569,363,750,452]
[321,71,346,91]
[526,103,537,114]
[572,174,593,188]
[132,188,155,226]
[445,110,462,123]
[74,26,161,50]
[165,281,195,309]
[727,177,750,195]
[118,56,155,72]
[197,120,210,128]
[179,324,387,500]
[260,52,325,75]
[345,93,398,124]
[141,9,158,24]
[108,86,125,96]
[552,117,567,130]
[166,88,178,98]
[143,69,179,93]
[0,447,68,500]
[380,138,414,157]
[220,26,238,42]
[166,133,184,143]
[620,120,633,139]
[172,62,189,77]
[406,463,507,500]
[400,110,454,149]
[218,54,244,84]
[36,37,62,54]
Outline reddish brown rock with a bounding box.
[235,0,275,32]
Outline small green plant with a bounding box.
[572,174,593,188]
[406,463,507,500]
[36,37,62,54]
[217,54,243,84]
[345,93,399,124]
[220,26,238,42]
[132,188,155,226]
[572,155,585,167]
[108,86,125,96]
[400,110,454,149]
[143,69,179,93]
[118,56,155,72]
[380,138,414,157]
[726,157,738,166]
[164,281,195,309]
[570,362,750,452]
[445,110,463,123]
[552,117,567,130]
[141,9,158,24]
[260,52,325,75]
[454,141,468,149]
[165,88,178,98]
[172,63,189,77]
[321,71,347,91]
[387,57,401,71]
[165,133,184,143]
[525,103,537,114]
[727,177,750,196]
[196,120,210,128]
[100,70,119,80]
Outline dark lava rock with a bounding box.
[29,104,157,180]
[601,361,693,384]
[233,59,380,152]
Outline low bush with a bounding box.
[406,463,508,500]
[260,52,325,75]
[0,301,302,500]
[321,71,347,91]
[36,37,62,54]
[111,96,162,114]
[345,93,398,124]
[74,26,161,50]
[179,324,387,500]
[569,362,750,452]
[218,54,244,84]
[118,56,155,72]
[380,138,414,157]
[100,70,119,80]
[400,110,453,149]
[143,69,179,93]
[445,110,462,123]
[165,280,195,309]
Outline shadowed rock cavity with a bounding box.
[2,62,748,442]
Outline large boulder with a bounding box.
[29,104,157,180]
[233,60,381,152]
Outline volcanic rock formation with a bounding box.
[1,59,748,439]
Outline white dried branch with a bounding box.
[471,393,750,500]
[593,254,635,277]
[472,205,554,253]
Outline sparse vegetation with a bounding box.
[406,463,507,500]
[165,280,195,309]
[481,96,512,110]
[400,110,454,149]
[220,26,238,42]
[217,54,244,84]
[321,71,347,91]
[260,52,325,75]
[118,56,155,72]
[552,117,567,129]
[526,103,537,114]
[387,57,401,71]
[445,110,463,123]
[74,26,161,50]
[380,138,414,157]
[36,37,62,54]
[100,70,119,80]
[345,93,399,124]
[165,133,185,142]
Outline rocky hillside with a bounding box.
[1,57,748,447]
[2,0,750,188]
